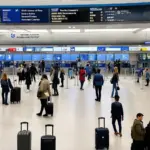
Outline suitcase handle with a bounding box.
[45,124,54,136]
[20,122,29,131]
[98,117,105,128]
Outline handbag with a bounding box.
[37,89,43,98]
[117,85,120,90]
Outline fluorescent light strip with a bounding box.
[0,30,10,33]
[84,29,138,32]
[27,30,48,33]
[12,30,28,33]
[143,28,150,31]
[51,29,80,33]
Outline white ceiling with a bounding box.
[0,23,150,45]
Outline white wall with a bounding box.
[0,0,149,5]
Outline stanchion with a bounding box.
[66,69,69,89]
[141,78,144,90]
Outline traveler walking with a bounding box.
[25,67,31,92]
[37,74,51,117]
[52,67,59,96]
[93,69,104,102]
[60,68,65,87]
[111,95,124,137]
[1,73,13,105]
[145,68,150,86]
[79,67,86,90]
[111,67,119,98]
[131,113,145,150]
[41,60,45,74]
[17,65,23,84]
[30,63,38,82]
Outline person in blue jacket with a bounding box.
[137,68,143,83]
[93,69,104,102]
[85,64,92,81]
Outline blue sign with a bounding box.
[5,54,12,61]
[97,54,106,61]
[42,54,53,61]
[32,54,41,61]
[62,54,71,61]
[23,54,32,61]
[121,46,129,51]
[97,47,106,51]
[80,54,88,61]
[23,47,35,52]
[13,54,22,61]
[2,9,20,23]
[122,54,129,61]
[53,54,61,61]
[70,47,75,51]
[88,54,96,61]
[70,54,79,61]
[0,54,5,61]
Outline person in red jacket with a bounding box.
[79,67,86,90]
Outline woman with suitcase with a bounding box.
[1,73,13,105]
[37,74,51,117]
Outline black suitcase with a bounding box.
[41,124,56,150]
[17,122,32,150]
[46,98,53,116]
[10,87,21,103]
[95,117,109,150]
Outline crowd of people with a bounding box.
[0,59,150,150]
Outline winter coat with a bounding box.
[79,69,86,81]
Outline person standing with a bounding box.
[93,69,104,102]
[145,122,150,150]
[111,67,119,98]
[41,60,45,74]
[111,95,124,137]
[131,113,145,150]
[30,63,38,82]
[79,67,86,90]
[52,67,59,96]
[25,67,32,92]
[1,73,13,105]
[60,68,65,87]
[145,68,150,86]
[37,74,51,117]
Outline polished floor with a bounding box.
[0,74,149,150]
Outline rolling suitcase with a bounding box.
[17,122,32,150]
[41,124,56,150]
[95,117,109,150]
[46,97,53,116]
[10,87,21,103]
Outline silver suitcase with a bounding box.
[17,122,31,150]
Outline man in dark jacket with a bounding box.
[111,95,124,137]
[131,113,145,150]
[30,63,37,82]
[93,69,104,102]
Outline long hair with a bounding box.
[2,73,8,80]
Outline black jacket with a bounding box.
[1,78,13,92]
[145,122,150,147]
[30,66,37,75]
[25,71,31,85]
[60,72,65,80]
[111,73,119,84]
[111,101,124,118]
[53,70,59,84]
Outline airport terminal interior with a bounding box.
[1,1,150,150]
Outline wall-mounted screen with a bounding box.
[0,54,5,61]
[97,54,106,61]
[5,54,13,61]
[13,54,22,61]
[32,54,41,61]
[62,54,71,61]
[70,54,79,61]
[88,54,96,61]
[23,54,32,61]
[42,54,53,61]
[53,54,61,61]
[115,54,122,60]
[122,54,129,61]
[80,54,88,61]
[106,54,114,61]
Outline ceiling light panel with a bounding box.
[51,29,80,33]
[0,30,10,33]
[27,30,48,33]
[84,29,138,32]
[12,30,28,33]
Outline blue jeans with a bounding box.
[2,91,8,104]
[111,83,118,97]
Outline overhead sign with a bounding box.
[0,4,150,24]
[75,47,97,51]
[11,33,39,39]
[129,47,141,51]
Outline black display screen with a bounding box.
[50,8,89,23]
[0,4,150,23]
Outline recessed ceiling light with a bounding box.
[84,29,138,32]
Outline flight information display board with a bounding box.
[0,4,150,23]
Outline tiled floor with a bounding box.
[0,74,149,150]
